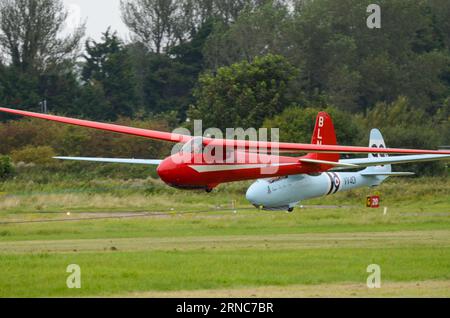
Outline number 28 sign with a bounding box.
[366,195,380,208]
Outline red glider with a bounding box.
[0,107,448,192]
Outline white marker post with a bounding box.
[232,200,237,214]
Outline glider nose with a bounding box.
[157,157,178,185]
[246,181,266,206]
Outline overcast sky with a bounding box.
[63,0,130,41]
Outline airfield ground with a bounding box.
[0,173,449,297]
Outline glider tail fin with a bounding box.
[365,129,392,174]
[308,112,339,162]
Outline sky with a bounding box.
[62,0,129,41]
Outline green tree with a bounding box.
[81,29,139,120]
[0,65,40,110]
[0,0,85,116]
[361,96,442,148]
[435,98,450,146]
[204,0,292,69]
[189,54,298,129]
[289,0,450,113]
[263,106,363,146]
[121,0,268,55]
[360,96,446,175]
[0,0,85,73]
[141,21,213,116]
[121,0,178,54]
[202,0,450,115]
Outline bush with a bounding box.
[0,156,13,179]
[0,117,173,159]
[11,146,56,165]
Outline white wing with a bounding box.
[54,157,163,165]
[334,154,450,170]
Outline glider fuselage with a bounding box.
[245,170,385,211]
[156,151,330,190]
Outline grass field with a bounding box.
[0,171,449,297]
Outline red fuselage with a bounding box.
[156,151,326,190]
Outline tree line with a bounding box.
[0,0,449,175]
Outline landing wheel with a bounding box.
[205,188,213,193]
[287,207,294,213]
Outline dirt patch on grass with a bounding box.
[0,230,449,254]
[120,280,450,298]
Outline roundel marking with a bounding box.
[325,172,334,195]
[325,172,341,195]
[332,172,341,194]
